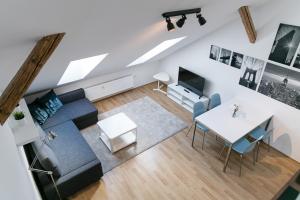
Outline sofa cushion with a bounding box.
[61,98,98,121]
[28,99,49,125]
[38,90,63,117]
[41,107,71,129]
[41,98,97,129]
[32,125,62,177]
[58,88,85,105]
[44,121,97,176]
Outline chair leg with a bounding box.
[219,145,226,159]
[192,123,197,147]
[268,137,271,152]
[256,142,260,162]
[239,155,243,177]
[253,145,257,165]
[202,132,206,150]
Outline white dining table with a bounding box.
[195,96,273,172]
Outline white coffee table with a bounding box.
[97,112,137,153]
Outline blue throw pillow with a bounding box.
[38,90,63,116]
[28,99,49,125]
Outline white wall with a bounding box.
[159,0,300,162]
[0,123,39,200]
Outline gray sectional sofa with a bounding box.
[25,88,103,200]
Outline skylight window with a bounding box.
[127,36,186,67]
[58,53,108,85]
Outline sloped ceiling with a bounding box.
[0,0,271,93]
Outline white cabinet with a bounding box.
[167,83,209,112]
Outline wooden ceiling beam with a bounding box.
[239,6,256,43]
[0,33,65,125]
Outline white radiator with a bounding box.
[84,75,134,102]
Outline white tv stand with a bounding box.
[167,83,209,113]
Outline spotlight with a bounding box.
[166,17,175,31]
[162,8,206,31]
[176,15,187,28]
[197,14,206,26]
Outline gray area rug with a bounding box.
[81,96,187,173]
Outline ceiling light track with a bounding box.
[162,8,206,31]
[162,8,201,18]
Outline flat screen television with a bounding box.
[178,67,205,96]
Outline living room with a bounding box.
[0,0,300,200]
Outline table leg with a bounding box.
[153,80,166,94]
[223,144,232,172]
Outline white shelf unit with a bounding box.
[8,98,39,146]
[167,83,209,112]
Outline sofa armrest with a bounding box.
[58,88,85,104]
[44,159,103,199]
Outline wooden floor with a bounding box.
[71,82,300,200]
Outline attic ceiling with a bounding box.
[0,0,271,94]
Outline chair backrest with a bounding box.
[209,93,221,110]
[193,101,206,121]
[257,117,273,139]
[245,135,264,153]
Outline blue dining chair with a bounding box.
[208,93,221,110]
[219,135,263,176]
[208,93,221,141]
[249,117,273,161]
[192,101,209,150]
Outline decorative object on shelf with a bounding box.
[29,130,62,200]
[268,23,300,66]
[209,45,221,61]
[230,52,244,69]
[13,111,25,127]
[232,104,239,117]
[239,56,265,91]
[13,111,25,120]
[219,48,232,65]
[162,8,206,31]
[258,62,300,110]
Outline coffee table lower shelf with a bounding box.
[99,131,137,153]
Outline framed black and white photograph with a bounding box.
[258,62,300,110]
[239,56,265,91]
[293,51,300,69]
[230,52,244,69]
[209,45,221,61]
[269,23,300,66]
[218,48,232,65]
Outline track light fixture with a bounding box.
[197,14,206,26]
[176,15,187,28]
[166,17,175,31]
[162,8,206,31]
